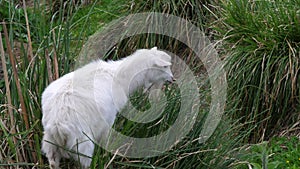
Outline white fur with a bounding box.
[41,47,173,169]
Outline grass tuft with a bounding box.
[214,0,300,142]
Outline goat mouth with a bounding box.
[166,77,176,84]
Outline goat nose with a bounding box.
[172,76,176,82]
[167,76,176,83]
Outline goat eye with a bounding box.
[163,66,168,68]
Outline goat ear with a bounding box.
[154,59,171,67]
[151,46,158,50]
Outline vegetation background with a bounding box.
[0,0,299,168]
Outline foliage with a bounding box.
[0,0,299,168]
[214,0,300,142]
[0,0,130,167]
[233,136,300,169]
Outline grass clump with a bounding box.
[215,0,300,142]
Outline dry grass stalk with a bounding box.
[52,31,59,80]
[0,28,16,145]
[45,49,54,83]
[0,30,24,164]
[2,22,37,162]
[22,0,34,61]
[2,23,30,131]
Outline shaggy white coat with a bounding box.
[41,47,174,169]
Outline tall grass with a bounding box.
[2,0,298,168]
[86,0,245,168]
[0,0,130,167]
[213,0,300,142]
[0,0,241,168]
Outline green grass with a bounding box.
[0,0,131,167]
[213,0,300,142]
[0,0,299,168]
[233,136,300,169]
